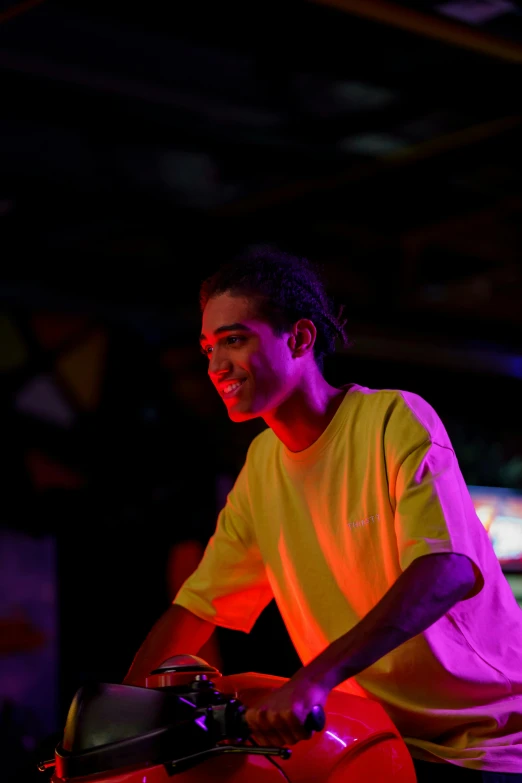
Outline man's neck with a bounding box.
[264,378,346,453]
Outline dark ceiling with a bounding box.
[1,0,522,374]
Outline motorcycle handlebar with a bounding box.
[224,701,326,740]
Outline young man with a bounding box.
[125,248,522,781]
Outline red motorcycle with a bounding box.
[39,654,416,782]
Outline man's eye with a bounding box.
[200,335,244,357]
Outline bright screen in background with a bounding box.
[468,485,522,572]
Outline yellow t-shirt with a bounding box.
[174,385,522,772]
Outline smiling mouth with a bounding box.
[221,379,246,398]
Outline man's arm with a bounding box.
[244,552,477,746]
[302,551,477,691]
[123,604,216,686]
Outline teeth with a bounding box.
[224,381,242,394]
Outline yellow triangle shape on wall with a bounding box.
[56,329,108,411]
[0,313,28,371]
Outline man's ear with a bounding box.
[290,319,317,357]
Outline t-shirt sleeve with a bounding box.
[389,393,485,598]
[173,463,273,633]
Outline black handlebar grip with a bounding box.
[304,705,326,733]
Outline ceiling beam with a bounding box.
[308,0,522,65]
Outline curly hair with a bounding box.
[199,246,351,372]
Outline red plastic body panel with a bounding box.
[50,755,288,783]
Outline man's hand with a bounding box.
[244,673,329,747]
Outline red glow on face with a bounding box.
[201,294,296,422]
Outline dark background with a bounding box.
[1,0,522,780]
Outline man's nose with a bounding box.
[208,348,232,377]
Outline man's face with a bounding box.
[200,293,297,422]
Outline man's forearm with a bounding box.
[301,552,476,691]
[123,603,216,686]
